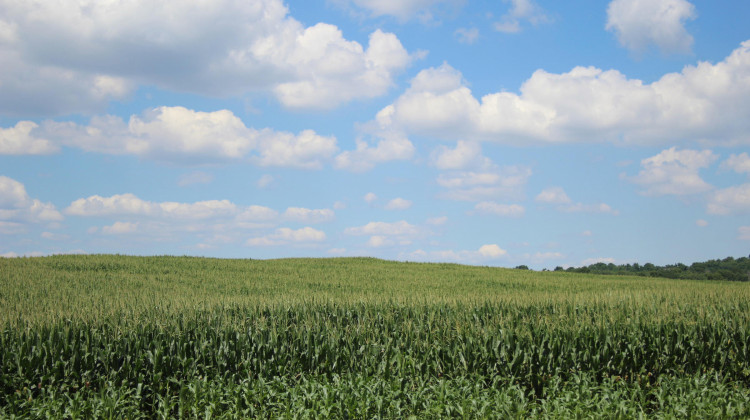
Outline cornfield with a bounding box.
[1,255,749,418]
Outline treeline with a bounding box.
[553,256,750,282]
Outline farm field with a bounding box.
[1,255,749,418]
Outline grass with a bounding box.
[1,254,749,418]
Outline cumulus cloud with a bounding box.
[707,184,750,215]
[0,121,58,155]
[385,198,412,210]
[66,194,239,219]
[473,202,525,217]
[345,220,419,236]
[535,187,572,204]
[246,227,326,246]
[629,147,717,196]
[494,0,550,33]
[345,220,420,248]
[0,0,411,115]
[334,133,414,172]
[437,165,532,202]
[606,0,696,54]
[101,221,139,235]
[257,175,275,189]
[536,186,617,214]
[31,106,338,166]
[0,176,63,224]
[282,207,335,223]
[454,27,479,44]
[430,140,492,170]
[364,193,378,203]
[402,244,508,264]
[374,42,750,146]
[721,153,750,176]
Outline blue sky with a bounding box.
[1,0,749,269]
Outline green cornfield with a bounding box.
[1,255,749,418]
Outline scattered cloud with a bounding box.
[374,43,750,146]
[721,153,750,176]
[334,133,414,172]
[560,203,619,215]
[478,244,507,258]
[0,121,58,155]
[283,207,335,223]
[494,0,550,33]
[345,220,420,248]
[707,184,750,215]
[246,227,326,246]
[739,226,750,240]
[257,175,275,189]
[629,148,717,196]
[430,140,492,170]
[385,198,412,210]
[101,221,139,235]
[535,187,572,204]
[0,176,63,225]
[0,0,412,115]
[364,193,378,203]
[454,27,479,44]
[401,244,508,264]
[606,0,696,54]
[437,166,532,202]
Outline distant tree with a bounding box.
[515,265,530,270]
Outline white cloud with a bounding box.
[560,203,619,215]
[0,0,412,115]
[257,175,275,189]
[101,221,139,235]
[0,176,63,224]
[385,198,412,210]
[37,106,339,167]
[401,244,508,263]
[0,121,58,155]
[721,153,750,176]
[246,227,326,246]
[606,0,696,54]
[478,244,507,258]
[495,0,550,34]
[437,166,532,202]
[334,133,414,172]
[535,187,572,204]
[473,202,525,217]
[707,184,750,215]
[66,194,238,219]
[364,193,378,203]
[739,226,750,240]
[345,220,419,236]
[695,219,708,227]
[374,43,750,146]
[430,140,492,170]
[178,171,214,187]
[454,27,479,44]
[255,129,338,169]
[367,235,392,248]
[283,207,335,223]
[629,147,717,196]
